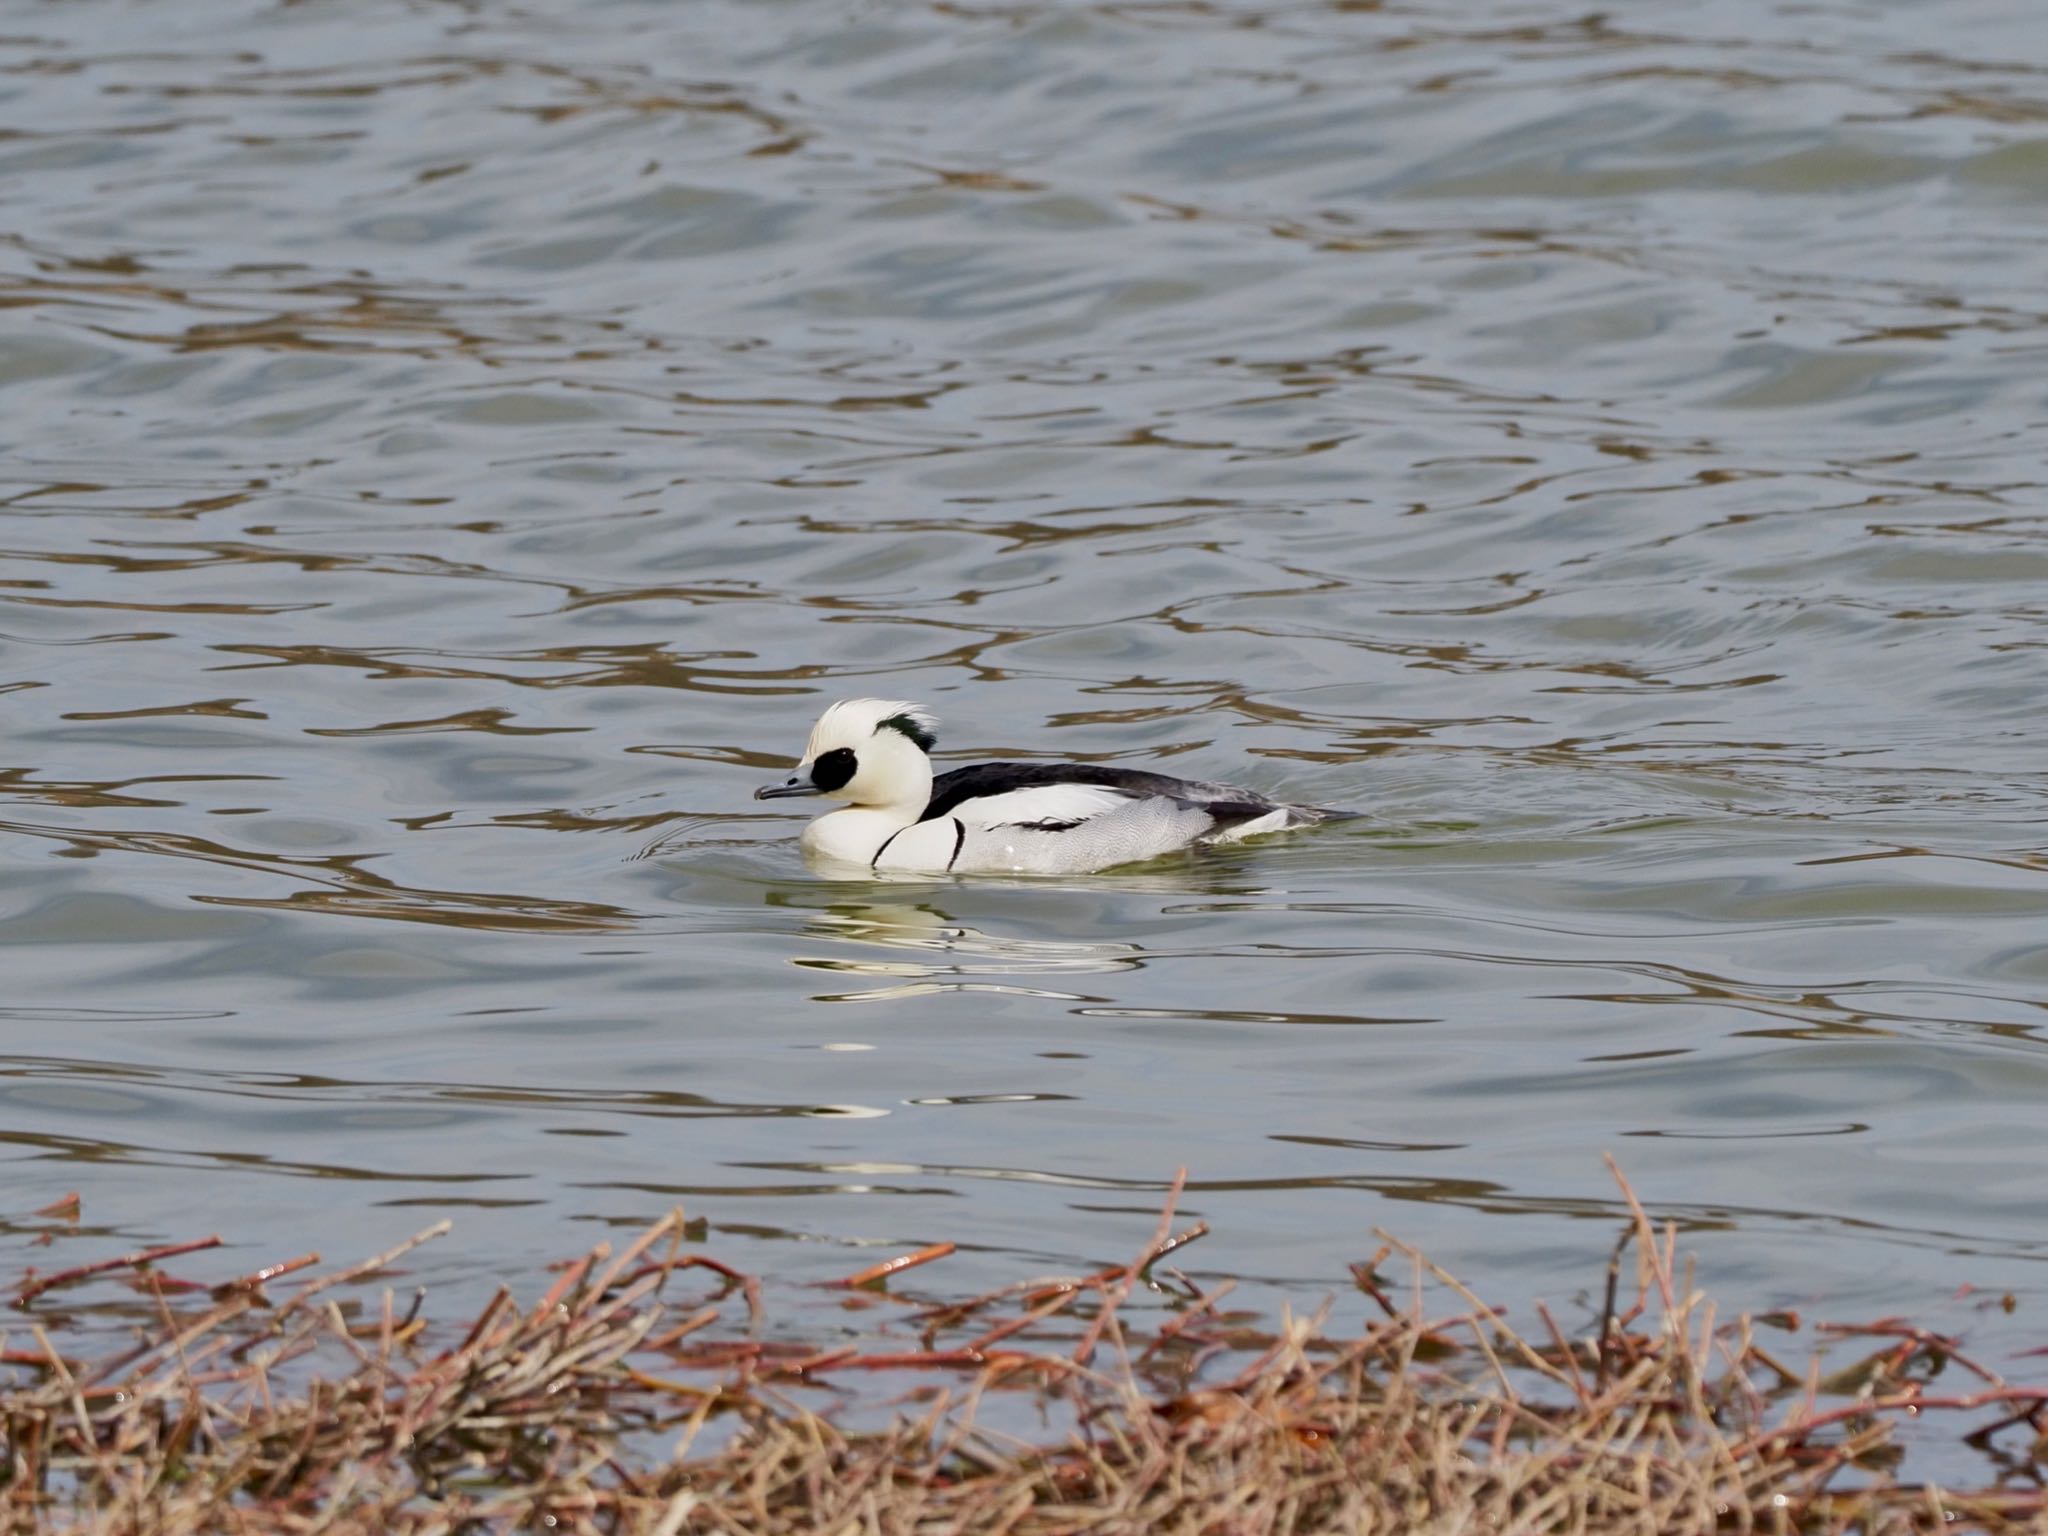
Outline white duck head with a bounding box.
[753,698,938,818]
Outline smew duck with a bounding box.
[753,698,1354,875]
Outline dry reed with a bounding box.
[2,1162,2041,1534]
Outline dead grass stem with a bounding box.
[1,1167,2041,1534]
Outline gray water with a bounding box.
[2,0,2045,1371]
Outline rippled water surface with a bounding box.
[3,0,2046,1357]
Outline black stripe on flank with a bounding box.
[871,828,903,869]
[946,818,966,870]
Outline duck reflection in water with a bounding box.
[789,897,1149,1005]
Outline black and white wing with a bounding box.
[924,763,1278,833]
[906,762,1354,874]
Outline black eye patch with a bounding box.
[810,747,857,792]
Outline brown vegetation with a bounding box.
[2,1164,2042,1534]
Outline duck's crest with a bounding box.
[805,698,939,758]
[876,706,937,753]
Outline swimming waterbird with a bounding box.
[753,698,1355,874]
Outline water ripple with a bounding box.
[1,0,2044,1361]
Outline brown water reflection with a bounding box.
[1,0,2046,1401]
